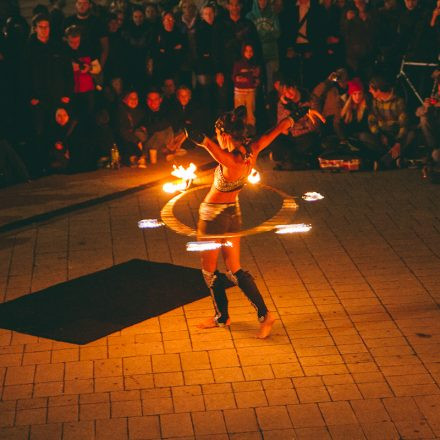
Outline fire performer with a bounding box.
[186,105,323,338]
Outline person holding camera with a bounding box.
[270,78,324,170]
[416,71,440,170]
[65,25,101,123]
[185,105,321,338]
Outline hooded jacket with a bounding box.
[246,0,280,62]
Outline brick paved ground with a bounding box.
[0,157,439,439]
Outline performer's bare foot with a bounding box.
[197,317,231,329]
[257,312,276,339]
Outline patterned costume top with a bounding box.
[213,152,253,192]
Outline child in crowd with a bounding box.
[232,42,260,131]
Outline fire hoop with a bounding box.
[160,184,299,239]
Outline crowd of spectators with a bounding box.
[0,0,439,185]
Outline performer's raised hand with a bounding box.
[306,109,326,125]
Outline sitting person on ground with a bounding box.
[312,67,348,141]
[367,74,414,169]
[168,85,206,149]
[144,88,187,161]
[415,70,440,170]
[0,138,30,187]
[48,106,93,172]
[116,89,147,167]
[270,78,323,170]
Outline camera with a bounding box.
[282,99,309,120]
[329,72,341,82]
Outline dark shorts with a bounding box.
[197,202,242,235]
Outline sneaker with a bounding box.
[165,153,175,162]
[175,148,187,156]
[138,156,147,169]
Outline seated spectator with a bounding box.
[94,108,115,167]
[116,89,147,167]
[312,67,348,139]
[367,74,415,169]
[270,78,322,170]
[232,42,261,132]
[168,85,206,147]
[0,138,30,187]
[144,88,187,161]
[416,71,440,168]
[48,106,93,172]
[64,25,101,123]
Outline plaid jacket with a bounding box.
[368,94,408,141]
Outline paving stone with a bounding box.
[191,410,226,436]
[255,406,292,430]
[160,413,193,438]
[127,415,160,439]
[29,423,62,440]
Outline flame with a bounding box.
[163,181,188,193]
[302,192,324,202]
[163,163,198,194]
[247,168,261,184]
[171,163,197,180]
[138,219,164,228]
[186,241,233,252]
[275,223,312,234]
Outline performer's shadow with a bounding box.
[0,259,233,345]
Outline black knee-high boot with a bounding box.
[202,269,229,325]
[227,269,268,321]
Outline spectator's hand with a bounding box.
[326,36,339,45]
[390,143,401,159]
[185,127,206,146]
[80,64,91,73]
[61,97,70,104]
[174,44,182,50]
[30,99,40,106]
[137,142,143,151]
[72,62,80,72]
[346,10,356,20]
[215,72,224,87]
[280,117,294,134]
[380,134,388,146]
[55,141,64,150]
[286,47,295,59]
[306,109,326,126]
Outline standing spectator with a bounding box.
[194,3,221,109]
[154,11,187,85]
[367,74,414,169]
[278,0,326,89]
[176,0,199,87]
[220,0,261,81]
[64,0,109,70]
[321,0,344,74]
[22,13,73,175]
[64,25,101,123]
[340,0,377,79]
[122,7,154,92]
[232,42,261,131]
[246,0,279,93]
[49,0,66,41]
[105,12,126,85]
[213,72,233,119]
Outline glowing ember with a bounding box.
[248,168,261,184]
[275,223,312,234]
[138,219,164,228]
[302,192,324,202]
[186,241,233,252]
[171,163,197,180]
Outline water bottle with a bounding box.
[111,144,120,169]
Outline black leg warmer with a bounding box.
[202,269,229,325]
[228,269,268,321]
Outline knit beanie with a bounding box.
[348,78,364,95]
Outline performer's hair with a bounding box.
[215,106,247,143]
